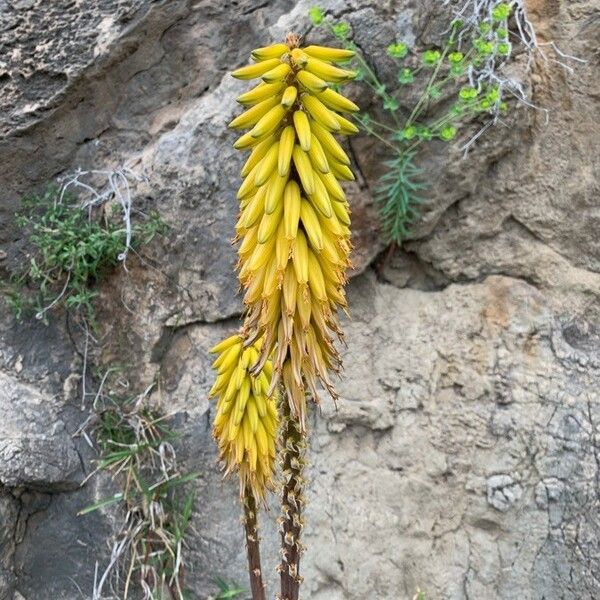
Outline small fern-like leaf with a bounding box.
[375,152,427,244]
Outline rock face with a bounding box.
[0,373,81,489]
[305,274,600,600]
[1,1,599,599]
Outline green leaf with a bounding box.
[448,51,464,64]
[428,86,441,100]
[422,49,441,66]
[383,97,400,111]
[449,103,463,116]
[479,22,492,35]
[387,42,408,59]
[497,42,511,56]
[164,472,202,489]
[439,125,457,141]
[492,3,511,21]
[496,27,508,39]
[450,64,465,77]
[216,591,245,600]
[401,126,417,140]
[308,6,324,25]
[332,22,350,39]
[11,185,162,322]
[475,39,495,55]
[78,493,124,515]
[374,151,426,244]
[214,577,247,600]
[416,126,432,141]
[353,66,365,81]
[397,67,414,84]
[459,86,478,101]
[485,87,500,103]
[374,83,387,96]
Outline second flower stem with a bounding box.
[279,391,307,600]
[243,489,267,600]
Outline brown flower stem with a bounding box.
[243,489,267,600]
[279,395,306,600]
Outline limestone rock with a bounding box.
[486,475,523,513]
[0,372,81,490]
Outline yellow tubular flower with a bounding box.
[231,34,357,427]
[209,334,279,500]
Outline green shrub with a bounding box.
[4,185,165,322]
[310,2,518,244]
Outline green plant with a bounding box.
[377,151,426,244]
[5,182,166,323]
[213,577,246,599]
[80,391,199,600]
[309,3,522,244]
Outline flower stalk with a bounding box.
[277,394,306,600]
[209,32,358,599]
[243,488,267,600]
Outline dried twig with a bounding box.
[58,166,148,265]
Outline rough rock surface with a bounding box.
[0,0,599,599]
[0,372,81,489]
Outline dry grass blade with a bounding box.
[78,384,198,600]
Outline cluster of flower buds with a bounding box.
[209,334,278,499]
[230,34,358,430]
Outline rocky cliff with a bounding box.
[1,0,599,599]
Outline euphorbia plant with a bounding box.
[209,33,358,600]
